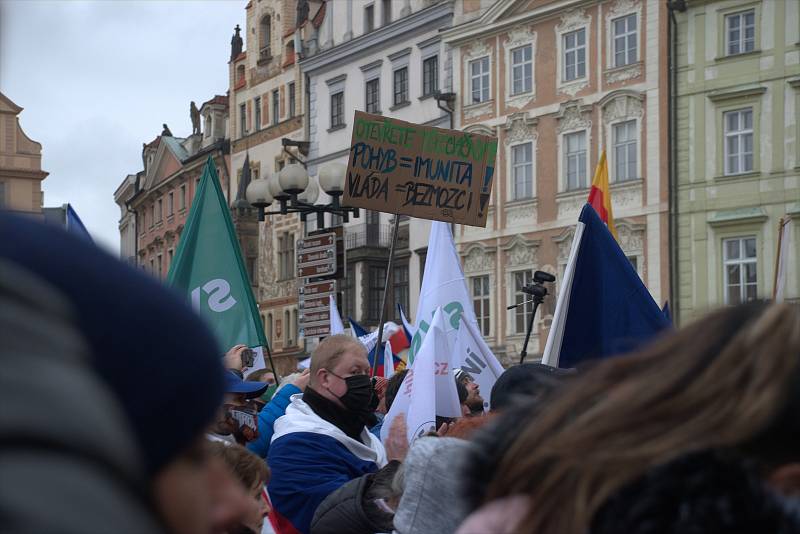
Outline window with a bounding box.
[510,45,533,95]
[278,232,294,280]
[726,10,755,56]
[472,275,491,336]
[266,313,273,341]
[239,103,247,136]
[563,28,586,81]
[368,265,386,320]
[366,78,380,113]
[254,97,261,130]
[168,249,174,267]
[331,92,344,128]
[512,143,533,200]
[246,257,257,285]
[204,115,212,138]
[613,120,637,182]
[259,15,271,59]
[627,255,638,272]
[564,131,588,190]
[150,258,155,274]
[272,90,279,126]
[393,265,409,320]
[167,192,174,216]
[724,108,754,175]
[157,254,163,277]
[288,82,296,118]
[723,236,757,304]
[157,199,163,222]
[513,271,534,334]
[236,64,245,83]
[364,4,374,33]
[422,56,438,97]
[292,309,298,344]
[150,205,155,228]
[393,67,408,106]
[284,310,291,344]
[180,184,186,210]
[382,0,391,25]
[612,14,637,67]
[470,57,490,104]
[343,264,356,319]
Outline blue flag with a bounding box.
[542,204,670,368]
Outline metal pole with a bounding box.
[372,214,400,377]
[519,297,543,365]
[262,340,281,386]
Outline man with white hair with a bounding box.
[267,335,391,534]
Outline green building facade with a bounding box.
[674,0,799,324]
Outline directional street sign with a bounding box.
[297,231,337,279]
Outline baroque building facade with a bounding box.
[114,97,232,280]
[0,92,48,215]
[673,0,800,323]
[228,0,308,373]
[444,0,669,362]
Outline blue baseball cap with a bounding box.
[225,370,269,398]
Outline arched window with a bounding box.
[236,64,245,83]
[204,114,212,138]
[259,15,271,59]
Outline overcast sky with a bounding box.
[0,0,244,252]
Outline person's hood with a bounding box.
[273,394,387,467]
[393,437,473,534]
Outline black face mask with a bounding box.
[330,373,377,415]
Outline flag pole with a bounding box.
[773,216,786,299]
[372,213,401,377]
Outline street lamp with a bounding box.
[244,160,359,226]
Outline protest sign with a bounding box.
[343,111,498,227]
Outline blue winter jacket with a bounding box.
[247,383,301,458]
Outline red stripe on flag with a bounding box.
[588,186,608,223]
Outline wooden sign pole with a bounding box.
[372,214,401,377]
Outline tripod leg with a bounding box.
[519,298,543,365]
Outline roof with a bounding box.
[202,95,228,108]
[162,136,189,162]
[312,1,325,29]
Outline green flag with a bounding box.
[167,156,267,352]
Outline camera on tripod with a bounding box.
[522,271,556,298]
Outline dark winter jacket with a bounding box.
[590,450,800,534]
[310,461,399,534]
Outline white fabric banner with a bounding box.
[381,307,460,443]
[383,340,394,379]
[330,295,345,335]
[409,222,478,363]
[453,317,504,411]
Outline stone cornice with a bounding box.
[707,86,766,102]
[299,2,453,75]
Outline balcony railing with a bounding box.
[345,223,393,249]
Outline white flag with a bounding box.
[409,222,478,363]
[383,340,394,379]
[381,307,460,443]
[330,295,345,334]
[453,318,505,411]
[774,218,792,303]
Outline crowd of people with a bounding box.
[2,211,800,534]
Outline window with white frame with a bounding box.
[723,236,757,304]
[422,56,438,97]
[513,270,534,334]
[564,131,588,190]
[393,67,408,105]
[512,142,533,200]
[167,192,174,216]
[613,120,637,182]
[612,14,637,67]
[726,10,755,56]
[366,78,380,113]
[364,4,375,33]
[563,29,586,81]
[239,103,247,137]
[254,97,262,131]
[470,57,490,104]
[724,108,753,175]
[510,45,532,95]
[331,92,344,128]
[288,82,296,118]
[272,90,279,126]
[472,275,491,336]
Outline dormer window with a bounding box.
[259,15,271,60]
[204,114,213,138]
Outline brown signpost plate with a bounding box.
[298,262,336,278]
[343,111,498,227]
[301,280,336,296]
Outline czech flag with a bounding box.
[349,318,406,377]
[587,150,617,239]
[542,204,670,368]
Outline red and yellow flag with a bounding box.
[587,150,617,239]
